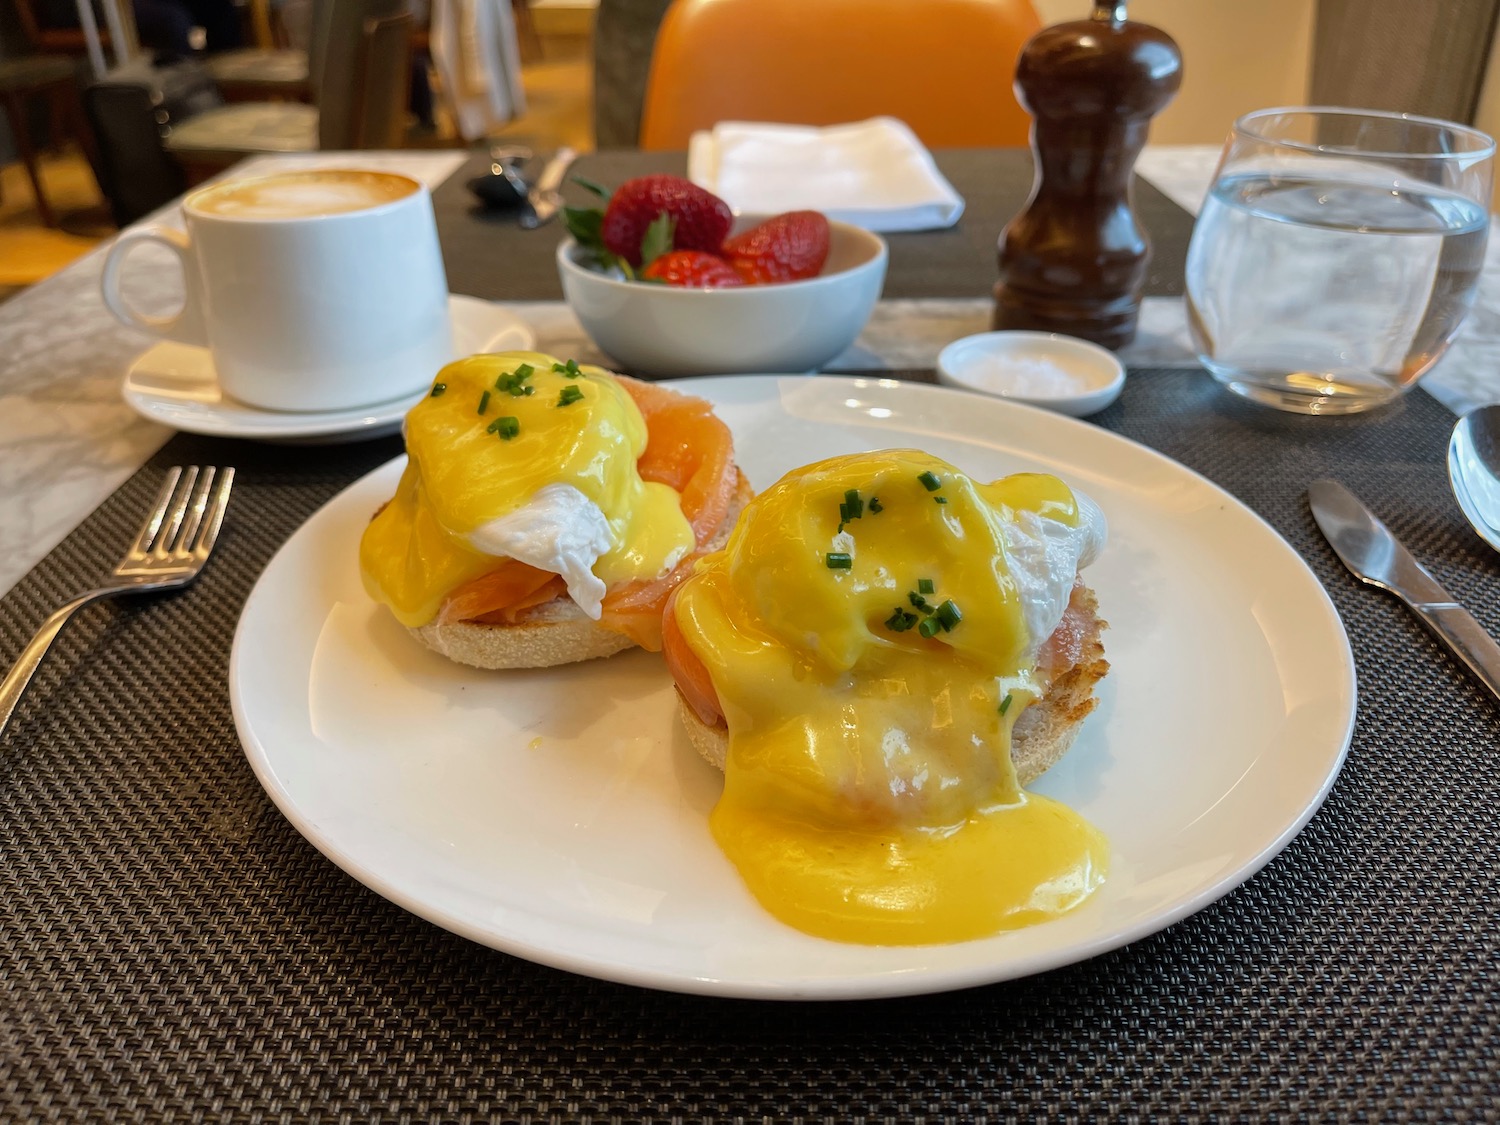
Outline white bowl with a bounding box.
[557,217,887,377]
[936,331,1126,417]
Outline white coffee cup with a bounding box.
[101,168,454,413]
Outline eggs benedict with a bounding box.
[663,450,1110,945]
[360,351,748,668]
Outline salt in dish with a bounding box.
[936,331,1125,417]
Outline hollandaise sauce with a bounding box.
[360,352,695,627]
[673,451,1107,945]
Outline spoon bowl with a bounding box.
[1447,403,1500,552]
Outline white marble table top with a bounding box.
[1,144,1497,601]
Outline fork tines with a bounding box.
[0,465,236,737]
[130,466,235,563]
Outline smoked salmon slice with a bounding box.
[438,561,562,626]
[463,574,568,625]
[618,375,736,547]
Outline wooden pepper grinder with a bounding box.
[993,1,1182,350]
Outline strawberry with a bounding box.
[723,211,831,284]
[640,250,745,289]
[600,175,733,267]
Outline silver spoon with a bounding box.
[1447,403,1500,552]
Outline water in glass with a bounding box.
[1187,171,1489,413]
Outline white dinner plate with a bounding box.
[231,375,1357,1000]
[122,295,534,443]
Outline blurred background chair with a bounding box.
[84,53,217,224]
[15,0,311,97]
[591,0,671,148]
[310,0,411,147]
[0,53,97,226]
[161,0,412,174]
[637,0,1040,151]
[12,0,110,55]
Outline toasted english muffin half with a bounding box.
[678,584,1109,786]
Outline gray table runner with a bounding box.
[2,366,1496,1120]
[432,148,1195,302]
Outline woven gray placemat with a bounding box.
[433,148,1194,303]
[1,372,1497,1121]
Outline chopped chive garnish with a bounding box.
[477,390,491,414]
[885,608,918,632]
[917,578,934,595]
[496,415,520,439]
[837,488,865,526]
[551,359,583,378]
[430,382,447,397]
[934,599,962,631]
[558,385,584,406]
[496,364,537,396]
[999,693,1013,716]
[934,496,948,504]
[918,471,942,492]
[908,591,932,612]
[918,616,942,638]
[826,552,853,569]
[868,497,883,513]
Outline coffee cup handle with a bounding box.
[100,226,209,347]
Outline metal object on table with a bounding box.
[468,145,532,210]
[1309,477,1500,704]
[519,146,579,229]
[0,466,234,740]
[1447,403,1500,553]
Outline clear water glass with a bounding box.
[1186,107,1494,414]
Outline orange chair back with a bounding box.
[639,0,1042,151]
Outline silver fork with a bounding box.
[0,466,234,738]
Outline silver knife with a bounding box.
[519,146,578,229]
[1308,478,1500,703]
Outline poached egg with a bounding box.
[360,352,696,627]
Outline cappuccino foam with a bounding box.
[191,170,417,219]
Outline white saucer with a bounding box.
[121,295,536,444]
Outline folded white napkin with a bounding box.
[687,117,965,233]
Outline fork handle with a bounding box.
[0,591,107,741]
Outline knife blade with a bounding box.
[1308,478,1500,703]
[519,146,578,229]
